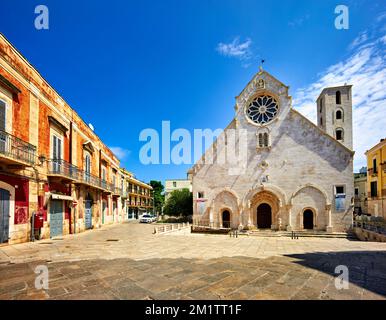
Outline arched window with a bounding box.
[263,133,269,147]
[258,133,264,147]
[336,91,341,104]
[336,128,344,141]
[258,132,269,148]
[320,117,323,126]
[336,110,343,120]
[319,98,323,113]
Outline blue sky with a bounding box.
[1,0,385,184]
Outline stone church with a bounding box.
[189,69,354,232]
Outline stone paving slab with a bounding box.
[0,222,386,300]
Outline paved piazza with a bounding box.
[0,222,386,300]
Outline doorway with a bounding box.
[222,210,231,228]
[256,203,272,229]
[0,188,10,243]
[303,209,314,230]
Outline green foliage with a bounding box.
[149,180,165,215]
[163,189,193,217]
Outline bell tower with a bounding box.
[316,85,353,150]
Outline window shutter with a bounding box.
[0,100,6,131]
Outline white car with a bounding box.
[140,214,156,223]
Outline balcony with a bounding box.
[47,159,80,181]
[0,130,36,166]
[47,159,115,193]
[368,168,378,177]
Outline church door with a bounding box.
[303,209,314,229]
[257,203,272,229]
[222,210,230,228]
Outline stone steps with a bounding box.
[246,230,357,240]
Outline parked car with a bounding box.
[140,214,156,223]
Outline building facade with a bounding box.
[165,179,192,200]
[365,138,386,219]
[0,34,152,245]
[354,171,368,215]
[190,70,354,232]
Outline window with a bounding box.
[52,135,62,160]
[336,128,343,141]
[258,132,269,148]
[101,167,106,181]
[336,110,343,120]
[198,192,204,199]
[371,181,378,198]
[85,154,91,174]
[336,91,341,104]
[247,95,279,125]
[355,188,359,196]
[173,181,177,188]
[0,100,5,131]
[335,186,345,195]
[373,158,377,174]
[112,174,116,187]
[320,117,323,126]
[319,98,323,113]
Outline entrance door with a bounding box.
[0,188,10,243]
[50,200,63,238]
[303,209,314,229]
[257,203,272,229]
[222,210,231,228]
[102,200,107,224]
[85,201,93,230]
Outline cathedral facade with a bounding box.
[190,70,354,232]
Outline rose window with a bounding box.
[246,95,279,125]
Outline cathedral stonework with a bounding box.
[190,70,354,232]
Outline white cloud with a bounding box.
[293,25,386,172]
[109,146,131,160]
[216,37,252,60]
[288,14,310,28]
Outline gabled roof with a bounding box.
[236,69,289,99]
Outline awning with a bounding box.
[51,193,73,201]
[44,192,74,206]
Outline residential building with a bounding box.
[190,69,354,232]
[127,174,153,220]
[165,179,192,200]
[365,138,386,219]
[354,170,368,215]
[0,34,151,245]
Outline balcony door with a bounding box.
[0,100,6,153]
[52,134,62,173]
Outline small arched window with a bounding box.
[258,133,269,148]
[336,91,341,104]
[336,110,343,120]
[263,133,269,147]
[336,128,344,141]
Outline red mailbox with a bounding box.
[34,212,44,229]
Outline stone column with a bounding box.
[326,204,333,233]
[286,204,293,231]
[247,200,253,227]
[209,200,214,228]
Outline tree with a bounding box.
[163,189,193,217]
[149,180,164,215]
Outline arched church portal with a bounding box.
[256,203,272,229]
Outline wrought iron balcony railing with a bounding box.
[0,129,36,165]
[48,159,119,193]
[48,159,80,180]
